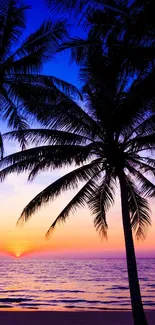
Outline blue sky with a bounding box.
[25,0,80,87]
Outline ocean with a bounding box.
[0,258,154,310]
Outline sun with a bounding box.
[15,252,21,258]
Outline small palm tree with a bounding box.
[0,0,81,140]
[0,49,154,325]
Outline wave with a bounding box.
[0,258,154,310]
[44,289,85,293]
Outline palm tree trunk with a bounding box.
[119,171,148,325]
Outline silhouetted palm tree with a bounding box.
[0,0,81,143]
[0,48,155,325]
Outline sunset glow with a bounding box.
[0,174,154,258]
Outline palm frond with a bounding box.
[0,144,96,175]
[0,0,30,61]
[45,0,128,19]
[4,79,101,138]
[88,174,115,238]
[0,132,4,159]
[131,158,155,176]
[133,134,155,150]
[3,129,89,146]
[1,86,29,134]
[0,158,40,181]
[45,0,85,16]
[135,113,155,136]
[125,113,155,141]
[131,167,155,198]
[18,18,67,55]
[45,178,100,239]
[27,159,48,181]
[42,75,82,100]
[10,49,47,74]
[126,176,151,239]
[5,73,82,100]
[126,68,155,114]
[128,134,155,154]
[39,99,102,138]
[58,37,99,65]
[143,157,155,169]
[4,19,68,74]
[17,159,102,224]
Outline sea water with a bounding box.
[0,258,154,310]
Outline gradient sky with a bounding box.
[0,0,154,259]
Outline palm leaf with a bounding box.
[1,86,29,132]
[0,0,30,61]
[132,114,155,137]
[10,49,47,74]
[131,158,155,176]
[17,19,67,55]
[17,159,102,224]
[58,37,99,65]
[0,158,40,181]
[45,178,100,239]
[4,79,100,138]
[131,167,155,198]
[3,129,89,146]
[3,19,68,74]
[88,174,115,238]
[125,68,155,114]
[45,0,128,18]
[5,73,82,100]
[126,176,151,239]
[39,99,101,138]
[143,157,155,169]
[132,134,155,151]
[0,144,96,174]
[0,132,4,159]
[43,75,82,100]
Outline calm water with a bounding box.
[0,259,154,310]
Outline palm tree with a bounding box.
[0,0,81,145]
[0,48,155,325]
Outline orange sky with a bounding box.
[0,148,154,258]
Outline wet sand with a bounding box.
[0,310,155,325]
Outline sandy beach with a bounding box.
[0,311,155,325]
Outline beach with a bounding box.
[0,311,155,325]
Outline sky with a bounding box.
[0,0,155,259]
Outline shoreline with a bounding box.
[0,310,155,325]
[0,306,155,312]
